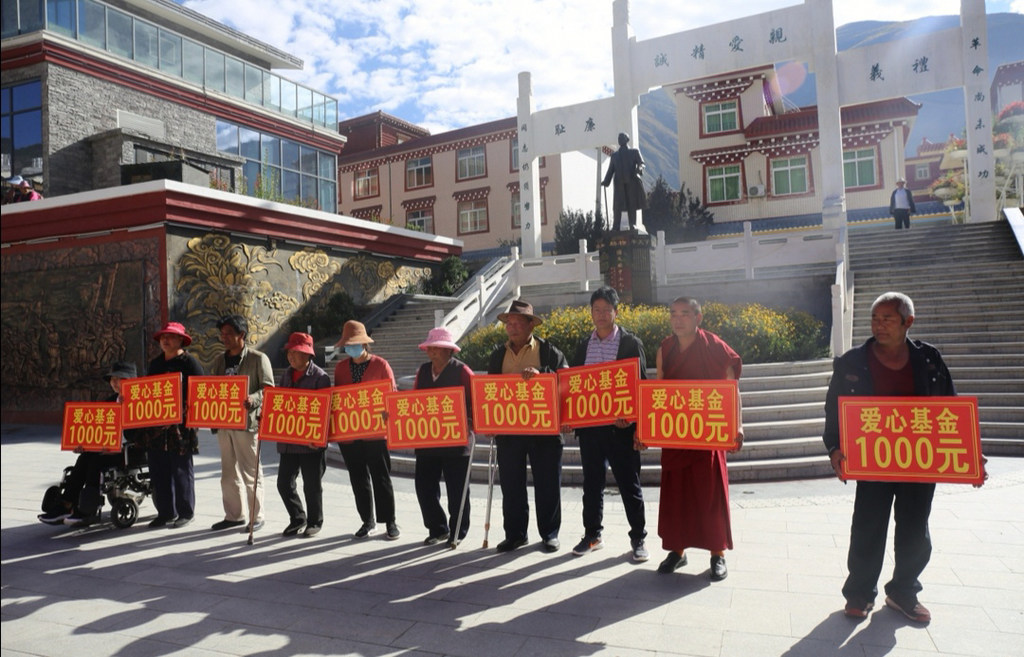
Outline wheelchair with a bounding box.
[40,445,152,529]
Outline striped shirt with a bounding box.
[584,325,621,365]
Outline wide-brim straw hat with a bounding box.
[153,322,192,346]
[419,327,461,352]
[284,331,316,356]
[497,299,543,327]
[335,320,374,347]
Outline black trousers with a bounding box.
[578,427,646,542]
[277,450,326,526]
[62,452,122,514]
[148,449,195,520]
[843,480,935,605]
[415,446,471,540]
[892,209,911,229]
[496,435,562,542]
[338,440,395,524]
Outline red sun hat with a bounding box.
[284,331,316,356]
[153,322,192,346]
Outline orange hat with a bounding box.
[335,320,374,347]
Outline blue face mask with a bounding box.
[344,345,364,359]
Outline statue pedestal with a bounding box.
[598,231,653,305]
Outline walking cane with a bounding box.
[481,435,497,548]
[450,430,476,549]
[246,437,263,546]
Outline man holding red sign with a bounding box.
[210,315,274,533]
[654,298,743,582]
[489,299,568,553]
[824,292,975,623]
[568,287,649,562]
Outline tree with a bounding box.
[674,182,714,242]
[642,178,714,243]
[554,208,604,254]
[422,255,469,296]
[642,176,678,237]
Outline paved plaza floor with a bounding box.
[2,424,1022,657]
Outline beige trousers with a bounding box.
[218,429,264,523]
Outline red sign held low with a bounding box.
[61,402,123,452]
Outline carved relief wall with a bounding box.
[166,230,431,368]
[0,234,162,418]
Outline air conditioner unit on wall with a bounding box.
[748,184,765,197]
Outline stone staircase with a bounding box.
[334,220,1023,484]
[356,295,460,381]
[848,221,1024,455]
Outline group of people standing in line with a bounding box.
[41,288,974,623]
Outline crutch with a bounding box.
[481,435,497,548]
[246,437,263,546]
[450,430,476,549]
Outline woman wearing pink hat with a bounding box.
[143,322,204,528]
[332,320,400,540]
[276,332,331,537]
[413,327,475,547]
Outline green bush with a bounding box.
[457,301,827,369]
[289,291,359,338]
[422,256,469,296]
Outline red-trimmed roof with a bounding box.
[338,117,517,169]
[745,97,921,138]
[1,180,460,262]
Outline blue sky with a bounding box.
[179,0,1021,134]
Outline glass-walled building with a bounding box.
[2,0,343,211]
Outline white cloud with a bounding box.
[181,0,1020,133]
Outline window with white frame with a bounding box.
[707,164,742,202]
[703,100,738,134]
[407,209,433,233]
[406,156,432,189]
[355,167,379,199]
[843,148,876,188]
[511,192,521,228]
[915,164,930,181]
[510,137,519,171]
[458,199,488,233]
[771,156,808,195]
[457,145,486,180]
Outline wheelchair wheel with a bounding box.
[111,498,138,529]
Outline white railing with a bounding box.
[830,225,851,357]
[653,222,839,284]
[516,239,601,289]
[436,256,518,340]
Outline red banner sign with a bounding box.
[636,380,740,449]
[61,402,123,452]
[839,396,984,485]
[470,373,560,435]
[385,387,469,449]
[121,373,182,429]
[559,358,640,429]
[327,380,390,442]
[186,375,249,429]
[258,386,331,447]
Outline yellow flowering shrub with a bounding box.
[458,301,827,369]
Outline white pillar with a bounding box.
[611,0,646,233]
[961,0,996,222]
[810,0,847,230]
[517,72,544,257]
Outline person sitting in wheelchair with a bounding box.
[39,361,141,527]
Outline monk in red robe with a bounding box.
[653,297,744,581]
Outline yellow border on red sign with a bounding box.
[558,358,639,429]
[61,401,123,452]
[636,380,739,450]
[186,375,249,430]
[838,396,983,485]
[470,373,560,435]
[327,380,391,442]
[385,387,469,449]
[121,372,182,429]
[258,386,331,447]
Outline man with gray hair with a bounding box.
[210,315,274,532]
[888,179,916,230]
[823,292,956,623]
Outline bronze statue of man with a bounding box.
[602,132,647,231]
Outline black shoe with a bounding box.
[542,537,560,552]
[171,516,194,528]
[302,525,321,538]
[354,522,376,539]
[283,519,306,536]
[710,555,728,581]
[385,523,401,540]
[148,516,175,528]
[211,519,246,531]
[657,551,687,574]
[496,537,527,553]
[424,532,450,546]
[572,536,603,556]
